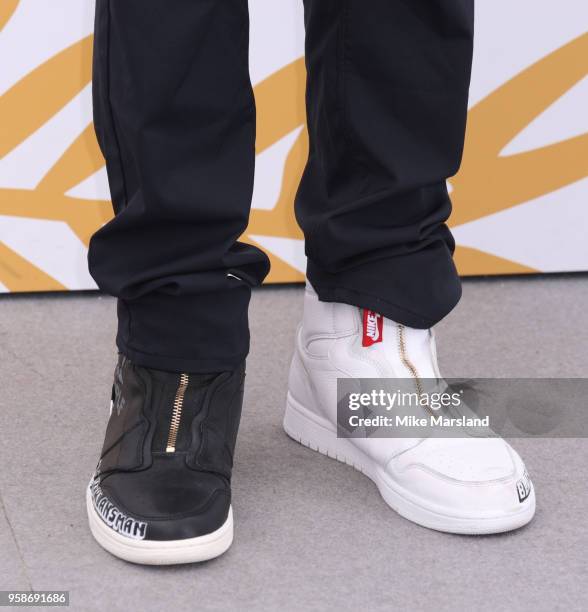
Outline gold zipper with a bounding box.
[166,373,190,453]
[397,324,438,417]
[397,324,422,392]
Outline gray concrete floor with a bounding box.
[0,277,587,612]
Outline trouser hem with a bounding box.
[311,285,440,329]
[115,287,251,374]
[116,340,248,374]
[307,244,462,329]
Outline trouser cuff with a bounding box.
[307,241,462,329]
[115,287,251,373]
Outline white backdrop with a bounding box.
[0,0,587,291]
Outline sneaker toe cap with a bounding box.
[94,466,230,541]
[387,438,535,519]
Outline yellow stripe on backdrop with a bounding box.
[451,33,588,227]
[0,0,19,32]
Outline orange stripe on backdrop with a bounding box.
[0,189,112,247]
[450,33,588,227]
[0,0,19,33]
[254,58,307,154]
[38,123,106,194]
[0,242,66,292]
[454,247,536,276]
[0,35,94,158]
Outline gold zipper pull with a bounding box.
[166,374,190,453]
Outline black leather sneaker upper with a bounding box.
[90,355,244,541]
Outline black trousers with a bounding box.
[89,0,474,373]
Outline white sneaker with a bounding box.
[284,284,536,534]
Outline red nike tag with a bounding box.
[362,309,383,347]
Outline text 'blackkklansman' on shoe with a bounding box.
[87,283,539,567]
[87,356,244,565]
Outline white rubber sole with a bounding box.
[86,485,233,565]
[284,392,536,535]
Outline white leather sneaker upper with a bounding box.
[287,284,535,525]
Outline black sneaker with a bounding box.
[86,356,244,565]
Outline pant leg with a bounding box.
[89,0,269,373]
[298,0,474,328]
